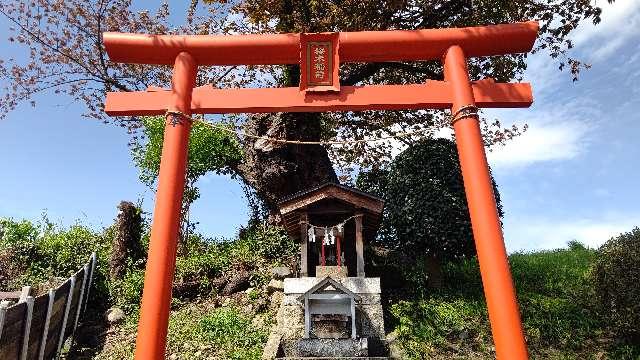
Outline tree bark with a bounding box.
[425,254,443,289]
[109,201,144,280]
[236,111,338,217]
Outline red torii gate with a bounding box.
[103,21,538,360]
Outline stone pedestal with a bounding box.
[263,277,386,359]
[316,266,348,278]
[280,338,368,358]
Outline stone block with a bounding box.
[271,266,292,279]
[277,304,305,339]
[284,277,319,294]
[357,304,385,338]
[283,338,369,358]
[316,265,348,278]
[284,277,382,295]
[261,333,282,360]
[358,294,382,305]
[267,279,284,293]
[282,294,302,306]
[340,277,381,294]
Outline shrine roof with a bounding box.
[297,276,361,301]
[278,182,384,241]
[277,182,383,215]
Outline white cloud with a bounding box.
[571,1,640,62]
[484,98,597,171]
[504,214,640,252]
[521,1,640,94]
[486,120,590,170]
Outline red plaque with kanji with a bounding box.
[300,33,340,92]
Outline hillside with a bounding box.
[1,217,639,359]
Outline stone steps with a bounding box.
[276,357,390,360]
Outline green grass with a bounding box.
[390,245,640,359]
[194,307,269,359]
[5,216,639,359]
[94,303,272,360]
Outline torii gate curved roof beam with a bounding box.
[103,21,538,65]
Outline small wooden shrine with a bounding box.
[278,182,384,278]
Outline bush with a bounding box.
[357,138,503,263]
[109,268,146,312]
[0,217,111,296]
[0,218,39,288]
[235,222,296,264]
[175,233,231,290]
[592,227,640,343]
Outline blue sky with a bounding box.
[1,2,638,251]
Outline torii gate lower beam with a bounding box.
[105,80,532,115]
[103,21,537,360]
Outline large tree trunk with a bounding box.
[110,201,144,280]
[233,15,338,217]
[425,254,443,289]
[237,111,338,217]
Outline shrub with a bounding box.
[109,268,146,312]
[0,218,39,288]
[592,227,640,343]
[357,138,503,279]
[175,233,231,288]
[0,217,111,296]
[235,222,296,264]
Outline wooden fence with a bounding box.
[0,252,97,359]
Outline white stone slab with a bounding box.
[284,277,380,295]
[340,278,381,294]
[284,277,319,294]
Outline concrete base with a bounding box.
[284,277,381,295]
[263,277,386,359]
[283,338,368,358]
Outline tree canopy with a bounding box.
[0,0,614,213]
[357,138,503,262]
[130,116,242,223]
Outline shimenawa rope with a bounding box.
[164,105,478,146]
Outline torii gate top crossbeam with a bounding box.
[103,21,538,66]
[103,22,538,116]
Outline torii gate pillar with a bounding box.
[133,52,196,360]
[444,45,529,359]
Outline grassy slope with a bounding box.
[0,218,291,360]
[2,218,639,359]
[92,301,273,360]
[389,244,639,359]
